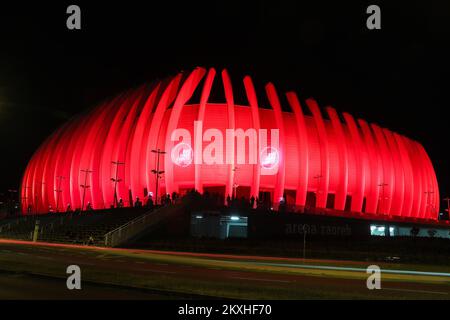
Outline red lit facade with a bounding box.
[21,67,440,220]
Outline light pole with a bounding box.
[232,167,239,199]
[424,190,434,217]
[34,181,45,214]
[23,186,32,213]
[8,189,18,198]
[21,196,28,214]
[302,224,307,260]
[55,176,64,213]
[378,183,388,214]
[313,174,323,186]
[80,169,93,211]
[444,197,450,220]
[151,149,166,205]
[7,189,18,216]
[111,161,125,207]
[314,174,323,206]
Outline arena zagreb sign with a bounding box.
[170,120,280,175]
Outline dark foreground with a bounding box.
[0,272,177,300]
[0,239,449,299]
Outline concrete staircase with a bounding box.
[104,204,185,247]
[0,208,149,246]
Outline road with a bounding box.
[0,273,175,300]
[0,239,449,299]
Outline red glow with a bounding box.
[21,67,440,220]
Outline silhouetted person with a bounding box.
[66,204,72,212]
[279,199,286,213]
[146,195,154,209]
[118,198,124,208]
[86,202,93,211]
[240,196,246,209]
[250,196,255,209]
[226,195,231,207]
[256,197,263,209]
[134,197,142,208]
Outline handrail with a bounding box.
[105,211,152,237]
[104,205,181,247]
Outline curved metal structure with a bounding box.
[21,67,440,220]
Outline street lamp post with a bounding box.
[111,161,125,208]
[21,196,27,213]
[23,186,32,213]
[151,149,166,205]
[424,190,434,217]
[232,167,239,199]
[7,189,18,216]
[378,183,388,214]
[34,181,45,214]
[80,169,93,211]
[314,174,323,206]
[444,197,450,220]
[55,176,65,213]
[302,224,307,260]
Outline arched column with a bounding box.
[286,92,309,208]
[417,143,439,219]
[244,76,262,202]
[99,89,140,207]
[402,138,422,218]
[305,98,329,209]
[113,87,147,204]
[79,98,120,209]
[145,74,183,197]
[164,68,206,196]
[69,107,103,209]
[394,134,414,217]
[29,122,61,212]
[382,129,405,216]
[343,113,366,213]
[221,69,236,200]
[371,124,395,214]
[128,83,161,199]
[92,94,127,209]
[265,83,286,210]
[195,68,216,193]
[357,119,381,214]
[43,123,73,211]
[327,107,348,211]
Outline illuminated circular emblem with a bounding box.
[171,143,193,167]
[260,147,279,170]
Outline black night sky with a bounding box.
[0,1,449,206]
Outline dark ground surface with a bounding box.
[0,240,449,299]
[0,272,175,300]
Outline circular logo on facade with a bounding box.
[171,143,193,167]
[260,147,279,170]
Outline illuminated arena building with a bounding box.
[21,67,440,223]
